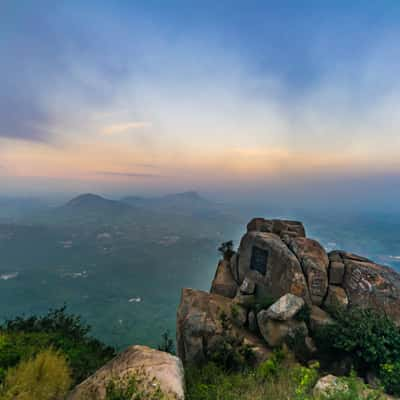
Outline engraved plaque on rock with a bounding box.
[250,246,269,275]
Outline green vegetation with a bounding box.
[157,330,175,355]
[218,240,235,261]
[0,348,72,400]
[105,374,168,400]
[0,307,115,384]
[185,359,386,400]
[208,311,255,372]
[316,306,400,395]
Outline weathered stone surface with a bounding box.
[341,253,400,324]
[309,305,333,333]
[328,251,343,263]
[265,293,305,321]
[329,261,345,285]
[240,277,256,295]
[68,345,184,400]
[236,231,310,302]
[324,285,349,309]
[247,218,306,239]
[210,259,238,298]
[313,375,348,397]
[177,288,270,365]
[289,237,329,305]
[257,310,308,347]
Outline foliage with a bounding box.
[315,306,400,373]
[379,362,400,396]
[186,360,321,400]
[186,361,388,400]
[0,348,72,400]
[321,373,383,400]
[208,311,255,372]
[218,241,235,260]
[0,306,115,384]
[291,362,319,400]
[295,304,311,324]
[157,330,175,355]
[256,348,286,380]
[105,374,167,400]
[246,295,276,314]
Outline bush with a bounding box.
[218,241,235,261]
[208,311,255,372]
[0,348,72,400]
[105,374,167,400]
[379,362,400,396]
[185,360,320,400]
[246,295,276,314]
[316,306,400,373]
[0,306,115,384]
[157,330,175,355]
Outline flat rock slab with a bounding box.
[265,293,305,321]
[68,345,184,400]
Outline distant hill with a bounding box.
[121,191,218,217]
[64,193,130,213]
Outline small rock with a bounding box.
[313,375,348,397]
[265,293,305,321]
[240,278,256,295]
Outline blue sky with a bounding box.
[1,1,400,201]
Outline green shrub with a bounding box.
[0,306,115,384]
[0,348,72,400]
[185,361,320,400]
[246,295,276,314]
[379,362,400,396]
[208,311,255,372]
[316,306,400,373]
[105,374,167,400]
[256,348,286,380]
[158,330,175,355]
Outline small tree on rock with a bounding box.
[218,240,235,261]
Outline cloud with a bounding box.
[102,122,152,135]
[95,171,163,178]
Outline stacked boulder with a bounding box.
[177,217,400,366]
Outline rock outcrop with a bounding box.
[177,288,271,365]
[177,217,400,368]
[68,345,184,400]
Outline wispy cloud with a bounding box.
[102,122,152,135]
[96,171,163,178]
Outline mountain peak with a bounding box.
[65,193,108,207]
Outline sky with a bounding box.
[1,1,400,205]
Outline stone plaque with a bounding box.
[250,246,269,275]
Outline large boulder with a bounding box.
[340,252,400,324]
[68,345,184,400]
[247,218,306,239]
[236,231,310,302]
[289,237,329,305]
[210,259,238,298]
[257,312,308,348]
[176,288,270,365]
